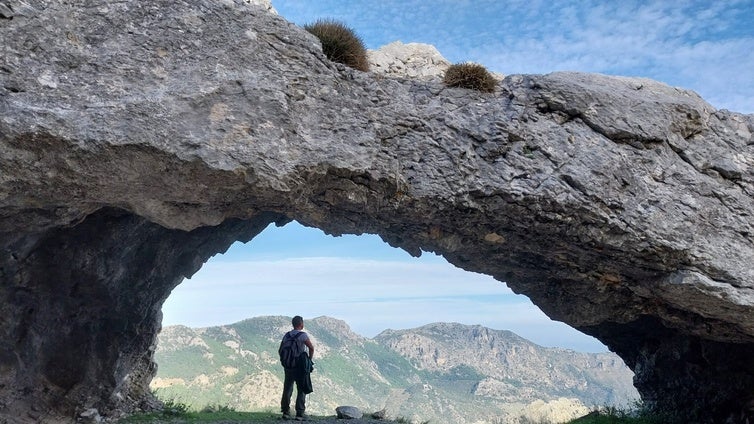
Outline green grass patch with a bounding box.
[117,410,279,423]
[119,410,406,423]
[567,408,661,424]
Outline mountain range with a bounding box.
[152,316,638,424]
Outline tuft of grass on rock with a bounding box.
[161,398,191,416]
[443,62,497,92]
[304,18,370,71]
[199,404,236,413]
[118,394,265,423]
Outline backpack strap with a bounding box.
[283,331,306,344]
[287,331,304,339]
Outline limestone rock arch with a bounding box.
[1,1,753,423]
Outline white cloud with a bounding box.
[463,0,754,114]
[273,0,754,112]
[163,254,607,352]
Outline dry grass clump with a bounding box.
[443,62,497,92]
[304,18,369,72]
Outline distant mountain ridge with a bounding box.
[375,323,634,405]
[152,316,638,424]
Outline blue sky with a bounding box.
[164,223,596,350]
[271,0,754,113]
[161,1,754,353]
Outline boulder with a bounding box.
[368,41,451,80]
[371,408,387,420]
[336,406,363,419]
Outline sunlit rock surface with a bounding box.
[368,41,451,80]
[1,0,753,422]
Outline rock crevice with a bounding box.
[1,1,753,423]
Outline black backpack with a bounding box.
[279,331,305,369]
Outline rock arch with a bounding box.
[1,1,753,423]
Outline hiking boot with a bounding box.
[294,414,309,421]
[282,412,293,420]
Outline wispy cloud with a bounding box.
[272,0,754,112]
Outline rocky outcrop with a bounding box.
[368,41,503,83]
[242,0,276,14]
[368,41,451,80]
[375,323,637,406]
[0,0,753,423]
[520,398,590,424]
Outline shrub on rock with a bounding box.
[304,18,369,72]
[443,62,496,92]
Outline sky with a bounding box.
[161,1,754,353]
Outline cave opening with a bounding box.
[150,220,635,420]
[161,221,605,351]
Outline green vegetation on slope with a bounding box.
[152,316,637,424]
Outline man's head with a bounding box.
[292,315,304,329]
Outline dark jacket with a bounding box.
[295,353,314,394]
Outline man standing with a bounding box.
[279,315,315,421]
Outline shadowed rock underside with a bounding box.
[1,1,753,423]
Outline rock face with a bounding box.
[374,323,637,407]
[0,0,752,423]
[520,398,590,424]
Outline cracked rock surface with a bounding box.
[1,0,753,422]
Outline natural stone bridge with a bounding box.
[1,1,753,423]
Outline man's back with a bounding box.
[279,330,309,369]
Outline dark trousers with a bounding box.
[281,368,306,416]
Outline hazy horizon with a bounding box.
[162,222,610,353]
[160,312,604,353]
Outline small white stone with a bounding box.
[79,408,102,424]
[37,72,58,89]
